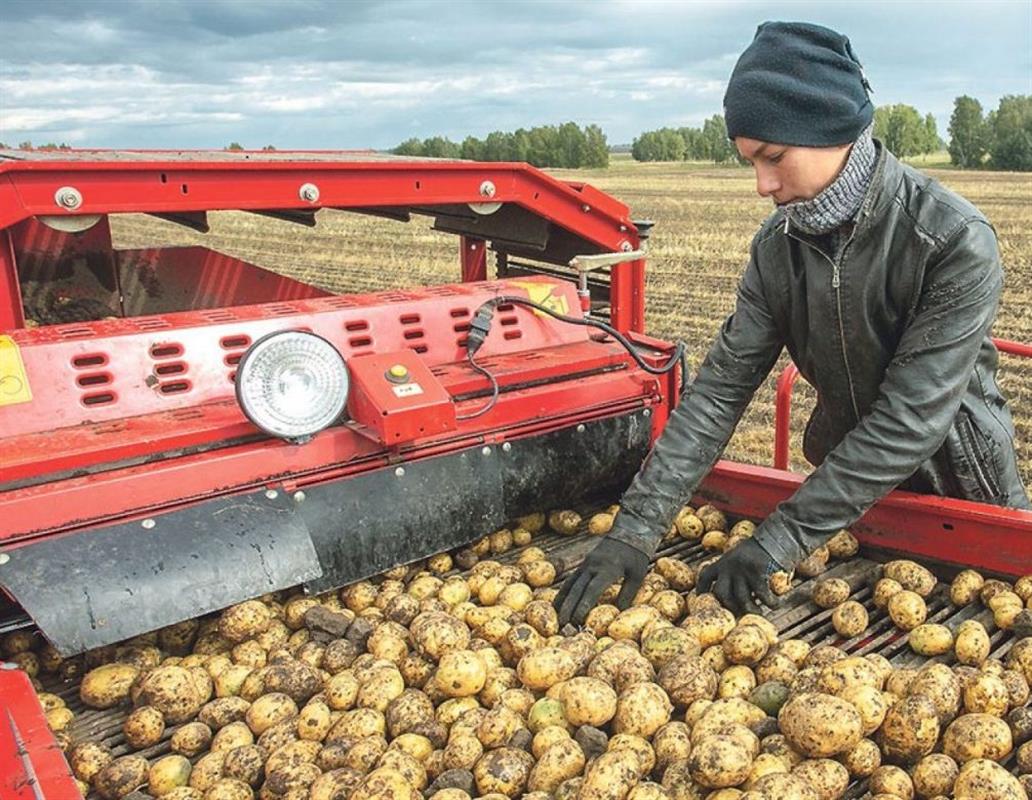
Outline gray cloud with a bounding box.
[1,0,1029,149]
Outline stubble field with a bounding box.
[112,155,1032,485]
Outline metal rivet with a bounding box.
[265,489,279,500]
[55,186,82,209]
[620,241,633,252]
[482,446,492,456]
[643,409,651,418]
[0,553,10,565]
[141,519,156,530]
[395,467,405,477]
[576,424,586,433]
[619,224,628,232]
[299,183,320,203]
[293,491,306,504]
[582,204,591,213]
[501,442,512,453]
[479,180,496,198]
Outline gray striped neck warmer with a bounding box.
[783,123,876,235]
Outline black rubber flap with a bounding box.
[302,409,652,594]
[0,490,322,655]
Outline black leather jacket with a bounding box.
[613,141,1030,569]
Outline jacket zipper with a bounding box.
[786,225,862,422]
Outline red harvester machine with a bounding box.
[0,149,1029,797]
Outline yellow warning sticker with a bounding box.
[508,280,570,317]
[0,335,32,407]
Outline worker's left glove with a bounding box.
[554,538,650,626]
[696,538,783,616]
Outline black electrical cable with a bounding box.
[456,294,687,419]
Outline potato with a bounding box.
[791,758,848,800]
[213,664,253,698]
[690,698,765,742]
[555,676,617,727]
[911,753,959,798]
[722,625,770,665]
[352,766,421,800]
[548,510,582,535]
[136,664,206,723]
[211,720,255,752]
[527,739,586,793]
[517,511,546,532]
[689,734,754,788]
[219,600,272,643]
[245,692,298,735]
[657,654,718,708]
[640,627,700,670]
[869,765,914,799]
[749,680,790,717]
[826,530,859,558]
[94,754,149,799]
[124,705,166,749]
[837,684,887,735]
[795,547,829,578]
[953,758,1025,800]
[80,662,140,709]
[908,623,954,656]
[951,570,985,606]
[45,706,74,732]
[521,560,557,589]
[955,620,991,666]
[579,749,640,799]
[472,747,534,797]
[907,663,961,724]
[614,681,672,737]
[884,560,936,597]
[675,508,705,539]
[964,671,1010,716]
[876,694,940,763]
[872,577,903,609]
[221,744,264,787]
[587,512,615,536]
[836,738,880,778]
[816,655,881,695]
[310,768,363,800]
[147,755,192,796]
[812,579,850,609]
[778,693,863,757]
[411,612,470,661]
[68,740,114,783]
[159,788,203,800]
[748,773,820,799]
[769,571,794,596]
[888,590,927,631]
[170,721,214,756]
[831,601,868,638]
[942,713,1013,762]
[517,647,577,691]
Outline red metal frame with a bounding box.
[0,666,81,800]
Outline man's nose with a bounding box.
[755,168,780,198]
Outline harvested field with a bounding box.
[111,155,1032,486]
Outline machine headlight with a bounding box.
[235,331,349,443]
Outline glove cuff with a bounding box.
[606,509,663,558]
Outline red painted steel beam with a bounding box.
[460,237,487,282]
[0,230,23,331]
[0,666,81,800]
[696,460,1032,577]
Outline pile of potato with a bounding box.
[7,503,1032,800]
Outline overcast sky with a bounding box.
[2,0,1030,150]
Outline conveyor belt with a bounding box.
[37,510,1025,799]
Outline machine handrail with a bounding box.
[773,337,1032,469]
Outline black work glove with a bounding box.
[554,538,650,626]
[696,538,783,616]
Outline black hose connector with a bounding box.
[466,305,495,356]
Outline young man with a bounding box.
[555,21,1030,623]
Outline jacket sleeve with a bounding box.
[609,236,784,556]
[755,219,1004,569]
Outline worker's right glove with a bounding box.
[554,537,650,626]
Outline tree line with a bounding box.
[949,95,1032,170]
[391,122,609,168]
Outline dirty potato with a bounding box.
[831,601,868,638]
[812,578,850,609]
[887,590,927,631]
[778,693,863,757]
[94,754,149,800]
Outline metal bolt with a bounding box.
[482,446,492,456]
[299,183,320,203]
[576,424,586,433]
[55,186,82,209]
[141,519,156,530]
[619,224,628,232]
[582,204,591,213]
[501,442,512,453]
[620,241,633,252]
[0,553,10,566]
[643,409,652,418]
[293,491,306,504]
[479,181,496,198]
[395,467,406,477]
[265,489,279,500]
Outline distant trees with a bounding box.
[225,142,244,151]
[392,123,609,168]
[872,104,941,158]
[949,95,1032,170]
[632,115,739,163]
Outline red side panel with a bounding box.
[0,667,81,800]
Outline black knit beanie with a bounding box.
[724,21,873,146]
